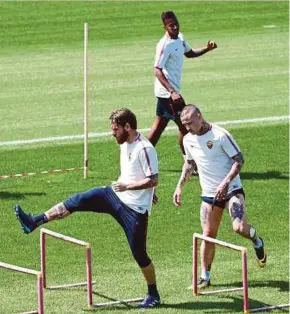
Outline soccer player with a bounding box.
[173,104,267,288]
[14,108,161,309]
[148,10,217,160]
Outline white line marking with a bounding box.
[263,25,276,28]
[0,116,288,147]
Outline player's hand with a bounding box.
[207,40,217,51]
[152,192,158,205]
[173,186,182,206]
[171,91,184,105]
[112,182,128,192]
[215,181,229,200]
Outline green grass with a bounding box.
[0,1,288,142]
[0,123,289,313]
[0,1,289,313]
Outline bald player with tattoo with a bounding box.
[173,104,267,288]
[14,108,161,309]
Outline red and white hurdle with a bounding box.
[192,233,290,313]
[40,228,143,308]
[40,228,94,307]
[0,262,44,314]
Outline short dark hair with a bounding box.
[161,11,178,25]
[109,108,137,130]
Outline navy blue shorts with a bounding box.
[63,186,151,268]
[201,188,245,209]
[156,97,186,121]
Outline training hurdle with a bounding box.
[192,233,290,313]
[40,228,143,308]
[0,262,44,314]
[40,228,93,307]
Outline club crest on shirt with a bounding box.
[206,141,213,149]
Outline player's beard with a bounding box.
[115,129,129,144]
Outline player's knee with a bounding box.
[202,229,217,239]
[132,250,151,268]
[232,220,246,235]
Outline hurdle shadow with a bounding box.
[85,291,137,311]
[0,191,46,199]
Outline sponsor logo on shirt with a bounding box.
[206,141,213,149]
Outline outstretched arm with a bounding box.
[173,159,197,206]
[184,40,217,58]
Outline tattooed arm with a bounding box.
[173,159,196,206]
[215,152,244,200]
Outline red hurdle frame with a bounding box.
[40,228,142,308]
[193,233,290,313]
[0,262,44,314]
[40,228,93,307]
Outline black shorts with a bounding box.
[201,188,245,209]
[156,97,186,121]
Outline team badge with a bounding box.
[206,141,213,149]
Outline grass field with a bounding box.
[0,1,289,314]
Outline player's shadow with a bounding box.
[213,279,289,292]
[161,294,289,312]
[0,191,46,199]
[162,170,289,180]
[240,171,289,180]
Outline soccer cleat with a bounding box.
[138,294,160,309]
[197,277,211,289]
[14,204,37,234]
[254,237,267,267]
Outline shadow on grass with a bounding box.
[86,293,289,313]
[162,169,289,180]
[0,191,46,199]
[240,171,289,180]
[213,279,289,292]
[86,291,138,311]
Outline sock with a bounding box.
[249,226,258,242]
[253,237,263,249]
[201,270,210,281]
[32,213,48,226]
[148,283,159,298]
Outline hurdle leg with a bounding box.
[86,246,93,307]
[242,249,249,313]
[192,234,198,296]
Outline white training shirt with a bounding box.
[114,133,158,215]
[183,124,243,197]
[154,32,192,98]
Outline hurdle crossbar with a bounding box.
[40,228,94,307]
[193,233,249,312]
[0,262,44,314]
[193,233,290,313]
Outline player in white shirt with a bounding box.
[173,104,267,288]
[14,108,161,309]
[148,11,217,160]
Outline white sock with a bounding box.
[201,270,210,281]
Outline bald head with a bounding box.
[180,104,205,135]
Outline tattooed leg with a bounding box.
[228,194,253,239]
[44,202,71,221]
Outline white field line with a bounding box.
[0,116,288,147]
